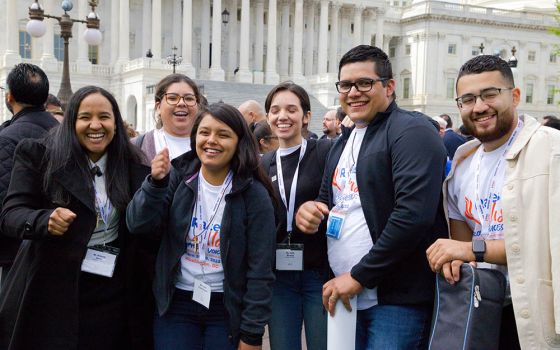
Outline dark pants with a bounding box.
[499,304,521,350]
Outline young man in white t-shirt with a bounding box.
[427,55,560,349]
[296,45,448,349]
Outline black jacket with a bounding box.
[443,129,467,160]
[261,138,332,271]
[0,139,150,350]
[0,107,58,266]
[317,101,448,306]
[126,151,276,346]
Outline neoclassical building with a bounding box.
[0,0,559,131]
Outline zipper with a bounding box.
[474,284,482,308]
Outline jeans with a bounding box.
[356,304,432,350]
[154,288,235,350]
[268,269,328,350]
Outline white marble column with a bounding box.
[328,2,340,73]
[209,0,226,80]
[227,0,239,79]
[265,0,280,84]
[237,0,253,82]
[173,0,182,51]
[318,0,329,75]
[304,1,315,76]
[117,0,130,63]
[375,8,385,48]
[3,0,19,64]
[200,0,211,77]
[182,0,196,76]
[142,0,152,57]
[279,0,290,79]
[41,0,56,65]
[76,0,92,69]
[110,0,119,63]
[253,0,265,83]
[291,0,305,83]
[152,0,162,59]
[353,5,363,47]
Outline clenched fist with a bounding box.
[151,148,171,180]
[48,207,77,236]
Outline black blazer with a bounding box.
[317,101,448,306]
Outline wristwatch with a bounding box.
[472,239,486,263]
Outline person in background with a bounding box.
[253,120,279,155]
[541,115,558,126]
[127,103,276,350]
[134,74,201,162]
[262,81,332,350]
[0,63,58,288]
[440,113,467,160]
[239,100,267,131]
[45,93,64,123]
[320,109,341,140]
[0,86,149,350]
[301,120,319,140]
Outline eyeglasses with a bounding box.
[455,87,513,110]
[163,93,197,106]
[335,78,388,94]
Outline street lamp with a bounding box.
[166,46,183,74]
[508,46,518,68]
[222,9,230,24]
[26,0,102,109]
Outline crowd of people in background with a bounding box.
[0,43,558,350]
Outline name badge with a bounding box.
[193,279,212,309]
[276,243,304,271]
[81,245,120,278]
[326,208,346,240]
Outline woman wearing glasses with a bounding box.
[261,82,332,350]
[134,74,202,162]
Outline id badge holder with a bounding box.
[326,208,346,240]
[276,241,304,271]
[81,245,120,278]
[193,278,212,309]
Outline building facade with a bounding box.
[0,0,559,131]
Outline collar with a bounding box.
[10,105,46,122]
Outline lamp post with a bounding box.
[166,46,182,73]
[508,46,518,68]
[26,0,102,109]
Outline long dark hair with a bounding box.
[43,86,144,211]
[190,103,275,199]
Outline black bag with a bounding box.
[428,263,507,350]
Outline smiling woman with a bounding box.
[0,86,151,350]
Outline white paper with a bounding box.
[193,279,211,309]
[275,248,304,271]
[81,248,117,278]
[327,296,357,350]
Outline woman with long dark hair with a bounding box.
[0,86,149,349]
[127,103,276,350]
[262,81,332,350]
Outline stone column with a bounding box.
[76,0,91,69]
[253,0,265,83]
[142,0,152,57]
[117,0,130,63]
[375,8,385,48]
[182,0,196,76]
[209,0,226,80]
[237,0,253,82]
[353,5,363,46]
[200,0,211,77]
[279,0,290,79]
[318,0,329,75]
[152,0,162,59]
[291,0,305,83]
[110,0,119,63]
[328,2,340,73]
[41,0,56,64]
[227,0,238,79]
[265,0,280,84]
[304,0,315,76]
[3,0,19,65]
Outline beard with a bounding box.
[463,109,514,143]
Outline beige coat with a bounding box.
[445,115,560,349]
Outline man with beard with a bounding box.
[427,55,560,349]
[0,63,58,286]
[320,109,341,139]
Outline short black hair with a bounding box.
[440,114,452,128]
[6,63,49,106]
[336,107,346,123]
[543,115,559,126]
[45,94,62,108]
[457,55,514,91]
[545,118,560,131]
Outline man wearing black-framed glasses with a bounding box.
[296,45,447,349]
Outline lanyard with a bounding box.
[92,177,113,237]
[276,138,307,234]
[474,118,522,236]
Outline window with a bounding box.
[403,77,411,99]
[550,53,557,63]
[405,44,411,55]
[446,78,455,99]
[526,83,534,104]
[54,35,63,61]
[19,31,31,59]
[528,51,536,62]
[88,45,99,64]
[472,46,480,56]
[389,46,396,58]
[448,44,456,55]
[547,85,556,105]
